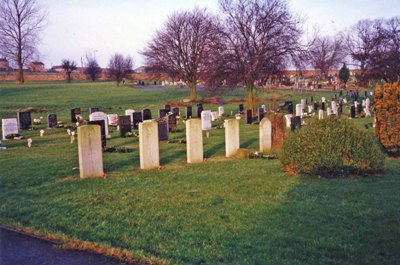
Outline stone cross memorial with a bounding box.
[2,118,18,140]
[186,119,203,164]
[259,118,272,152]
[17,111,31,130]
[118,115,132,137]
[225,119,240,158]
[47,114,57,128]
[139,121,160,170]
[77,125,103,179]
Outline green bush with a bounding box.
[281,118,384,177]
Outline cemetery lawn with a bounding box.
[1,81,399,265]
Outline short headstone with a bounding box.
[158,109,167,118]
[125,109,135,123]
[201,110,212,130]
[327,107,332,116]
[172,107,179,116]
[89,112,109,136]
[290,116,302,131]
[164,104,171,113]
[17,111,31,130]
[89,107,99,114]
[238,104,244,113]
[258,108,265,122]
[284,114,293,128]
[78,125,103,178]
[318,109,324,120]
[313,102,318,111]
[218,106,224,117]
[365,106,372,117]
[186,119,203,164]
[287,103,293,114]
[259,118,272,152]
[2,118,18,140]
[132,112,143,129]
[88,120,106,147]
[158,116,169,141]
[196,104,203,118]
[224,119,240,158]
[47,114,57,128]
[322,97,326,103]
[300,99,306,110]
[107,114,119,126]
[142,109,152,120]
[139,121,160,170]
[118,115,132,137]
[168,114,177,132]
[295,104,302,117]
[307,105,313,113]
[185,106,192,119]
[246,109,252,124]
[70,108,81,123]
[211,111,218,122]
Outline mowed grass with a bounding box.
[0,81,399,265]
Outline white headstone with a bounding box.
[318,109,324,120]
[300,99,306,110]
[89,112,109,136]
[2,118,18,140]
[362,99,366,107]
[259,118,272,152]
[125,109,135,123]
[308,105,313,113]
[211,111,219,121]
[322,97,326,103]
[331,101,337,115]
[261,104,266,112]
[327,107,332,116]
[284,114,292,128]
[78,125,103,178]
[201,110,212,130]
[343,98,348,104]
[107,114,119,125]
[295,104,302,117]
[365,107,372,117]
[40,129,45,137]
[27,138,32,148]
[186,119,203,164]
[218,106,224,117]
[139,121,159,169]
[366,98,370,108]
[224,119,240,158]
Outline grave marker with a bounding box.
[158,109,167,118]
[132,112,143,129]
[107,114,119,126]
[139,121,160,169]
[164,104,171,112]
[201,110,212,130]
[47,114,57,128]
[168,114,177,132]
[185,106,192,119]
[225,119,240,158]
[89,112,109,136]
[89,107,99,114]
[218,106,224,117]
[186,119,203,163]
[70,108,81,123]
[142,109,152,120]
[246,109,252,124]
[125,109,135,123]
[290,116,302,131]
[118,115,132,137]
[158,116,169,141]
[78,125,103,178]
[172,107,179,116]
[259,118,272,152]
[196,104,203,118]
[88,120,106,147]
[2,118,18,140]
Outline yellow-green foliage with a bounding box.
[281,118,384,177]
[374,82,400,156]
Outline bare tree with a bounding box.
[0,0,46,84]
[218,0,303,111]
[142,8,222,101]
[108,53,132,86]
[308,33,346,80]
[85,52,101,82]
[61,59,77,83]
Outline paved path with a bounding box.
[0,227,130,265]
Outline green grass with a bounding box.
[0,81,399,265]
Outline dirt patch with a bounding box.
[201,97,228,104]
[17,107,47,113]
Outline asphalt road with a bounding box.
[0,227,130,265]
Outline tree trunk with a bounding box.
[189,81,197,101]
[246,83,255,113]
[17,64,24,84]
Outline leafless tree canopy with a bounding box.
[217,0,303,110]
[0,0,46,83]
[142,8,222,101]
[61,59,77,83]
[85,52,101,82]
[108,53,133,86]
[308,33,346,78]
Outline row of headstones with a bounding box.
[78,117,273,178]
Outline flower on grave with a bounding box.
[27,138,32,148]
[102,172,107,179]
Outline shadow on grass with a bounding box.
[241,137,257,149]
[204,142,225,158]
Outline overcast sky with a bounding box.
[37,0,400,69]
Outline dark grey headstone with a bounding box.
[158,109,167,118]
[172,107,179,116]
[89,107,99,114]
[18,111,31,130]
[357,103,362,114]
[132,112,143,129]
[164,104,171,112]
[321,102,325,111]
[338,104,342,117]
[196,104,203,118]
[246,109,252,124]
[168,115,177,132]
[258,108,264,123]
[47,114,57,128]
[288,103,293,114]
[290,116,302,131]
[310,96,314,103]
[185,106,192,119]
[158,116,169,141]
[313,102,318,111]
[238,104,244,113]
[70,108,81,123]
[364,91,367,97]
[142,109,152,120]
[88,120,106,148]
[350,105,356,118]
[118,115,131,137]
[340,90,343,97]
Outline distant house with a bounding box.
[50,65,64,73]
[134,66,152,74]
[0,58,11,71]
[29,61,45,72]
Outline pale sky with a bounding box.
[37,0,400,69]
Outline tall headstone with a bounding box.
[78,125,103,179]
[158,109,167,118]
[89,112,109,136]
[2,118,18,140]
[185,106,192,119]
[313,102,318,111]
[89,107,99,114]
[225,119,240,158]
[164,104,171,113]
[246,109,252,124]
[158,116,169,141]
[47,114,57,128]
[139,121,160,170]
[17,111,31,130]
[142,109,152,120]
[118,115,132,137]
[259,118,272,152]
[132,112,143,129]
[88,120,106,147]
[310,96,314,103]
[70,108,81,123]
[186,119,203,164]
[196,104,203,118]
[168,114,177,132]
[201,110,212,130]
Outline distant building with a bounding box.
[0,58,11,71]
[134,66,152,74]
[28,61,45,72]
[50,65,64,73]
